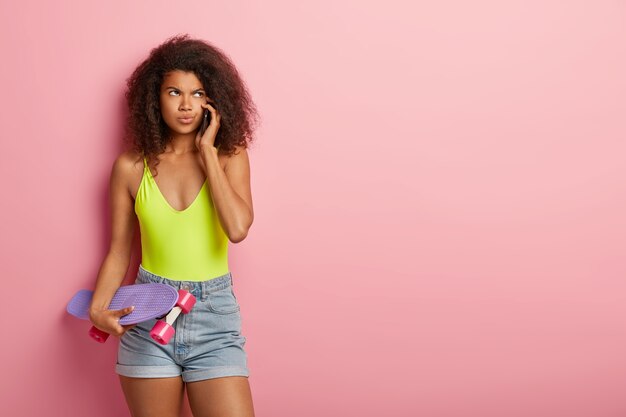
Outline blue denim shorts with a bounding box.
[115,264,249,382]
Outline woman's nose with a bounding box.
[179,95,193,110]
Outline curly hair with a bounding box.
[122,33,260,176]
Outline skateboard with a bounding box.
[66,283,196,345]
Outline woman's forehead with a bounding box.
[162,70,203,89]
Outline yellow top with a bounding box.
[135,156,229,281]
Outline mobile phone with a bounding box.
[199,108,211,136]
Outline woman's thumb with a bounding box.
[115,306,135,317]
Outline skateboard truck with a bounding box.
[149,289,196,345]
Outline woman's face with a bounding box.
[159,70,208,136]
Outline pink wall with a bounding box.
[1,1,624,416]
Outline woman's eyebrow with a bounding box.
[165,86,205,91]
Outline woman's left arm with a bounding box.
[200,145,254,243]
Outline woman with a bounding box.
[89,34,259,417]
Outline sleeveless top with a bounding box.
[135,156,230,281]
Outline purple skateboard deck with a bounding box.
[67,283,178,326]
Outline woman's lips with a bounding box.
[178,117,194,124]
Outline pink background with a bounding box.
[1,1,625,416]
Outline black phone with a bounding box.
[199,108,211,136]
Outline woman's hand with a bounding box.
[89,306,136,337]
[195,98,221,151]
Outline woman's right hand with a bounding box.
[89,306,136,337]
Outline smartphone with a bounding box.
[199,108,211,136]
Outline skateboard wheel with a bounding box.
[150,320,175,345]
[89,326,110,343]
[176,290,196,314]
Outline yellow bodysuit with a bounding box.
[135,156,230,281]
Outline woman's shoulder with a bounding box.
[111,149,145,191]
[223,144,249,169]
[113,149,144,171]
[107,150,145,199]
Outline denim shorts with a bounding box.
[115,264,249,382]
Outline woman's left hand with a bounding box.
[195,98,221,151]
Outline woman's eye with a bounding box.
[168,91,203,97]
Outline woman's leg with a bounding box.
[119,376,185,417]
[186,376,255,417]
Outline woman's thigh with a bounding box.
[186,376,255,417]
[119,376,185,417]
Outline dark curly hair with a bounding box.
[122,33,260,175]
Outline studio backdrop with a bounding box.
[0,1,624,416]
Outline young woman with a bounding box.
[88,34,259,417]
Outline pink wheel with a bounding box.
[150,320,175,345]
[89,326,110,343]
[176,290,196,314]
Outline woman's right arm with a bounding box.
[88,152,138,337]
